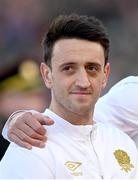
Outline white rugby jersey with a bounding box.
[0,109,138,179]
[94,76,138,148]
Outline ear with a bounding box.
[102,62,110,89]
[40,63,52,89]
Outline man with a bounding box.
[0,14,138,179]
[3,76,138,150]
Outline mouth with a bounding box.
[70,92,91,95]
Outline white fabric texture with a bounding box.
[94,76,138,147]
[0,109,138,179]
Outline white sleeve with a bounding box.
[94,76,138,146]
[0,143,54,179]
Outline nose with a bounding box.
[75,69,91,88]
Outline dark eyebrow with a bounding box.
[59,62,77,69]
[85,62,102,67]
[59,61,102,70]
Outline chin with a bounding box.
[72,105,92,115]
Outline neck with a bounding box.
[49,103,94,125]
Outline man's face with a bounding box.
[41,38,110,117]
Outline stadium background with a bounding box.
[0,0,138,132]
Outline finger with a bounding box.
[20,112,46,135]
[17,123,47,141]
[31,111,55,125]
[8,133,32,150]
[9,128,46,148]
[42,116,55,126]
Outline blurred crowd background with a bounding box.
[0,0,138,132]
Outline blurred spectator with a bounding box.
[0,59,51,132]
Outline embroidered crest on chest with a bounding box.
[114,149,134,172]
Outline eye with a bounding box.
[63,66,72,71]
[62,66,75,73]
[87,65,99,72]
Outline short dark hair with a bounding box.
[42,14,110,67]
